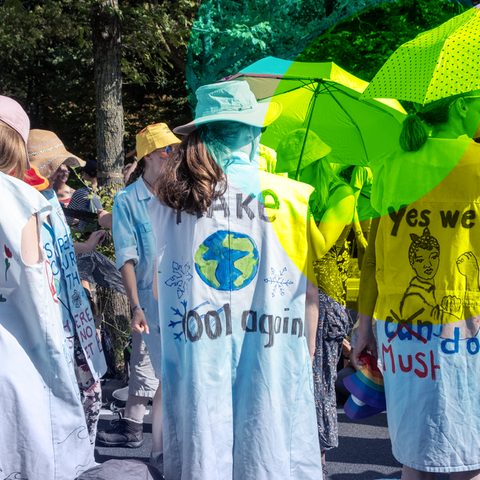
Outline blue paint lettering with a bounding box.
[45,243,53,259]
[441,327,460,354]
[467,337,480,355]
[50,259,59,276]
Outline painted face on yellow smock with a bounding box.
[411,247,440,281]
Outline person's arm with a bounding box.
[351,190,368,252]
[21,214,42,265]
[350,168,368,251]
[123,161,137,184]
[309,185,355,261]
[111,193,148,333]
[304,277,319,362]
[74,230,106,254]
[121,260,150,334]
[305,186,354,360]
[97,210,113,230]
[353,215,380,365]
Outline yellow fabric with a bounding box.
[258,144,277,173]
[258,170,314,281]
[372,137,480,328]
[136,123,180,160]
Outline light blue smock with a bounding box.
[0,174,95,479]
[41,189,106,380]
[149,153,322,480]
[112,176,161,375]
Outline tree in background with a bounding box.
[187,0,475,96]
[298,0,471,87]
[187,0,396,92]
[0,0,198,162]
[91,0,124,188]
[0,0,199,372]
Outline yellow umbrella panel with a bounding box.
[362,8,480,105]
[227,57,406,167]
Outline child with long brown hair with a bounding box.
[97,123,180,472]
[141,81,328,479]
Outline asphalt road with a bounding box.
[96,379,450,480]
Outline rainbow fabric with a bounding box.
[344,353,386,420]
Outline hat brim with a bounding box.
[173,101,282,135]
[344,394,385,420]
[276,143,332,174]
[38,154,85,179]
[65,155,85,167]
[343,370,386,410]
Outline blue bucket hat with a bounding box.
[174,81,282,135]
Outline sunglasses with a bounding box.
[448,95,480,108]
[155,145,173,155]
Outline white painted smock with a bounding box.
[41,189,107,380]
[149,152,322,480]
[371,137,480,473]
[112,176,161,376]
[0,173,95,479]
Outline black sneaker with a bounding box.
[96,417,144,448]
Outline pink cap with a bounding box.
[0,96,31,169]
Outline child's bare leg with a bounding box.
[151,384,163,453]
[402,465,435,480]
[124,394,149,421]
[451,470,480,480]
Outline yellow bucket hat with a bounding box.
[136,123,180,160]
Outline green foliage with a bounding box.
[0,0,196,160]
[68,168,118,260]
[186,0,397,92]
[298,0,470,84]
[0,0,96,154]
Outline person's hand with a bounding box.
[342,338,352,357]
[97,209,113,230]
[356,234,368,253]
[85,230,106,252]
[352,315,378,367]
[131,308,149,334]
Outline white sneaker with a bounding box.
[112,385,129,402]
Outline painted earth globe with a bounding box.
[194,230,259,291]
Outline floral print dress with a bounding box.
[312,244,351,451]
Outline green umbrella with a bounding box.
[362,8,480,105]
[224,57,406,169]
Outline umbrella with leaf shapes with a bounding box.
[222,56,406,171]
[362,7,480,105]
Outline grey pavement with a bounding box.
[96,379,450,479]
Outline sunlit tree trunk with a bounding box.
[91,0,128,376]
[91,0,124,190]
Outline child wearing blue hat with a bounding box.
[140,81,332,479]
